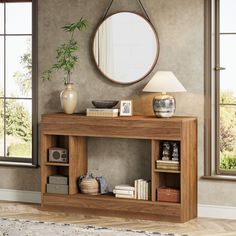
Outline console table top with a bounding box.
[41,113,197,140]
[41,113,196,123]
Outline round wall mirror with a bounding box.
[92,12,159,84]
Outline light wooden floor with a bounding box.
[0,202,235,236]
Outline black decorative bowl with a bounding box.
[92,100,119,109]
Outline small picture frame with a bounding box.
[120,100,133,116]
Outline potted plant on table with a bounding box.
[42,18,88,114]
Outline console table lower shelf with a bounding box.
[41,193,181,222]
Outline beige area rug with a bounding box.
[0,218,185,236]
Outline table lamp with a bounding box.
[143,71,186,118]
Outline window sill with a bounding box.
[0,161,39,168]
[201,175,236,181]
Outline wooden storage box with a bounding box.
[157,186,180,203]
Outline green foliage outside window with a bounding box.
[220,153,236,170]
[7,142,31,158]
[5,100,31,142]
[0,39,32,158]
[13,47,32,97]
[219,91,236,170]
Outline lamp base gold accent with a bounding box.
[153,94,176,118]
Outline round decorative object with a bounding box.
[52,151,60,160]
[92,12,159,84]
[79,177,99,195]
[60,83,78,114]
[153,94,176,118]
[92,100,119,109]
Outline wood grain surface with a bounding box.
[41,113,197,222]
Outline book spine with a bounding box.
[134,180,138,199]
[156,160,180,164]
[156,166,180,170]
[145,181,148,200]
[143,181,147,200]
[141,180,146,200]
[142,180,145,200]
[115,186,135,191]
[148,181,151,200]
[156,163,180,166]
[87,108,119,112]
[87,111,118,117]
[134,179,151,200]
[115,194,134,199]
[140,180,143,200]
[113,189,134,195]
[137,179,142,200]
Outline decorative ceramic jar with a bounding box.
[60,83,78,114]
[78,173,100,195]
[153,94,176,118]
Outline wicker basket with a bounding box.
[80,178,99,195]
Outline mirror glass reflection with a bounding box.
[93,12,159,84]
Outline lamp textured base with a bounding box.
[153,94,176,118]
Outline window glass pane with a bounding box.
[0,36,4,93]
[220,0,236,33]
[220,35,236,101]
[219,105,236,171]
[6,2,32,34]
[6,36,32,98]
[0,3,4,34]
[0,1,34,163]
[0,99,4,157]
[5,99,32,158]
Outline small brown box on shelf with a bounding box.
[157,186,180,203]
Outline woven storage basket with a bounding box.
[80,178,99,195]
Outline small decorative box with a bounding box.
[46,183,69,195]
[49,175,68,185]
[157,186,180,203]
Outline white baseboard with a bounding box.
[0,190,235,220]
[0,189,41,204]
[198,204,236,220]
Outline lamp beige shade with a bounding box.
[142,71,186,93]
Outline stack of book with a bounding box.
[156,160,180,171]
[113,185,135,199]
[86,108,119,117]
[134,179,151,200]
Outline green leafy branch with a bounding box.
[42,18,88,85]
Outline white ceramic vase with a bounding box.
[60,83,78,114]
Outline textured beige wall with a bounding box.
[0,0,235,206]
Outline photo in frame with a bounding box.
[120,100,133,116]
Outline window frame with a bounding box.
[0,0,38,167]
[204,0,236,177]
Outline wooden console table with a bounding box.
[41,113,197,222]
